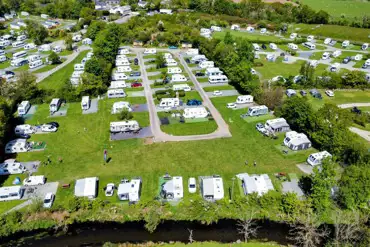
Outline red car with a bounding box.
[131,82,142,88]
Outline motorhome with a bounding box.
[115,59,130,66]
[290,33,297,39]
[110,120,140,132]
[252,43,260,51]
[211,25,222,32]
[0,186,23,201]
[112,72,128,81]
[0,55,6,63]
[49,98,61,113]
[118,48,130,55]
[167,67,182,74]
[112,101,132,114]
[342,40,350,48]
[18,101,31,115]
[52,46,62,53]
[81,96,90,111]
[72,34,82,42]
[116,66,132,73]
[246,26,254,32]
[307,151,332,166]
[15,124,35,135]
[143,48,156,54]
[199,60,214,69]
[269,43,277,50]
[265,118,290,133]
[11,58,28,67]
[201,176,224,201]
[0,40,11,47]
[332,50,342,58]
[0,159,26,175]
[185,48,199,56]
[107,89,126,98]
[74,177,98,199]
[206,67,223,76]
[288,43,298,50]
[38,44,51,52]
[362,43,369,50]
[324,38,332,45]
[29,59,43,69]
[5,139,31,154]
[109,81,127,89]
[160,176,183,200]
[303,42,316,50]
[12,51,27,60]
[117,178,142,202]
[322,52,330,60]
[190,55,207,64]
[74,63,85,71]
[12,41,24,48]
[283,131,312,151]
[17,35,27,41]
[236,95,253,104]
[306,35,314,42]
[173,84,191,92]
[165,58,178,66]
[171,74,187,82]
[183,106,208,119]
[159,98,180,108]
[230,24,240,31]
[208,75,228,84]
[27,54,41,62]
[245,105,268,117]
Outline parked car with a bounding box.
[300,90,307,96]
[342,56,351,64]
[185,58,190,63]
[41,124,57,132]
[227,103,236,109]
[256,123,269,136]
[131,82,142,87]
[43,193,55,208]
[134,58,138,65]
[188,177,196,193]
[325,90,335,97]
[195,72,205,76]
[169,46,177,49]
[352,107,362,114]
[105,183,115,197]
[213,90,223,96]
[130,72,141,77]
[47,122,59,128]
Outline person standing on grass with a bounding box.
[104,149,107,163]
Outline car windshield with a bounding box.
[189,184,195,188]
[44,198,51,203]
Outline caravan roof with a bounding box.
[74,177,98,198]
[265,118,289,130]
[201,176,224,201]
[117,178,141,202]
[237,173,274,196]
[162,176,184,200]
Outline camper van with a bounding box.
[185,48,199,56]
[18,101,31,116]
[307,151,332,166]
[5,139,31,154]
[290,33,297,39]
[144,48,156,54]
[110,121,140,132]
[12,41,24,48]
[107,89,126,98]
[12,51,27,60]
[191,55,207,64]
[115,59,130,66]
[109,81,127,89]
[332,50,342,58]
[29,59,43,69]
[49,98,61,113]
[112,101,132,114]
[236,95,253,104]
[17,35,27,41]
[165,58,178,67]
[342,40,350,48]
[244,105,268,117]
[112,72,128,81]
[171,74,187,82]
[206,67,223,76]
[168,67,182,74]
[0,186,23,201]
[303,42,316,50]
[159,98,180,108]
[208,75,228,84]
[173,84,191,92]
[252,43,260,51]
[288,43,298,50]
[199,60,214,69]
[116,66,132,73]
[81,96,90,111]
[0,55,6,63]
[322,52,330,60]
[11,58,28,67]
[183,106,208,119]
[0,159,26,175]
[324,38,332,45]
[362,43,369,50]
[0,40,11,47]
[28,54,41,63]
[118,48,130,55]
[269,43,278,50]
[15,124,35,135]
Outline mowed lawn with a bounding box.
[213,30,283,43]
[254,57,304,79]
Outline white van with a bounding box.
[288,43,298,50]
[107,89,126,98]
[168,67,182,74]
[0,55,7,63]
[342,40,350,48]
[332,50,342,58]
[15,124,35,135]
[74,63,85,71]
[16,35,27,42]
[29,59,43,69]
[252,43,260,51]
[171,74,187,82]
[173,84,191,92]
[12,41,24,48]
[116,66,132,73]
[0,40,11,47]
[81,96,90,111]
[144,48,156,54]
[269,43,277,50]
[24,43,36,50]
[303,42,316,50]
[236,95,253,104]
[322,52,330,60]
[208,75,228,84]
[109,81,127,89]
[112,72,128,81]
[28,54,41,62]
[18,101,31,115]
[49,98,62,113]
[199,60,214,69]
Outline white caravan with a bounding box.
[161,176,183,200]
[23,175,46,186]
[0,55,6,63]
[0,40,11,47]
[28,54,41,62]
[109,81,127,89]
[288,43,298,50]
[15,124,35,135]
[159,98,180,108]
[330,63,340,72]
[0,159,26,175]
[303,42,316,50]
[12,41,24,48]
[163,53,172,59]
[24,43,36,50]
[324,38,332,45]
[171,74,187,82]
[191,55,207,63]
[165,58,178,67]
[342,40,350,48]
[354,54,363,61]
[183,106,208,119]
[112,72,128,81]
[12,51,27,60]
[185,48,199,56]
[206,67,223,76]
[38,44,51,52]
[117,178,142,202]
[322,52,330,60]
[290,33,297,39]
[306,35,315,42]
[86,52,94,59]
[116,66,132,73]
[252,43,260,51]
[362,43,369,50]
[208,75,228,84]
[72,34,82,42]
[143,48,156,54]
[246,105,268,116]
[29,59,43,69]
[167,67,182,74]
[107,89,126,98]
[110,121,140,132]
[71,71,84,79]
[115,59,130,66]
[231,24,240,31]
[74,177,98,199]
[199,60,214,69]
[236,95,253,104]
[74,63,85,71]
[269,43,277,50]
[173,84,191,92]
[17,101,31,115]
[246,26,254,32]
[112,101,132,114]
[49,98,62,113]
[211,25,222,32]
[307,151,332,166]
[11,58,28,67]
[118,48,130,55]
[332,50,342,58]
[201,176,224,201]
[5,139,31,154]
[81,96,90,110]
[283,131,312,151]
[0,186,23,201]
[116,54,127,60]
[52,46,62,53]
[310,60,319,67]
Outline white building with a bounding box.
[112,101,132,113]
[160,176,183,200]
[0,186,23,201]
[110,121,140,132]
[5,139,31,154]
[236,173,274,196]
[183,106,208,119]
[201,176,224,201]
[0,159,26,175]
[283,131,312,151]
[265,118,290,133]
[74,177,99,199]
[117,178,142,202]
[307,151,332,166]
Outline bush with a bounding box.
[49,52,62,65]
[117,109,133,121]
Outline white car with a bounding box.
[188,177,196,193]
[43,193,55,208]
[105,183,115,196]
[213,90,223,96]
[227,103,236,109]
[325,90,335,97]
[41,124,57,132]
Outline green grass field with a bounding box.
[213,30,283,43]
[0,61,10,69]
[203,85,235,92]
[254,57,304,79]
[160,120,218,135]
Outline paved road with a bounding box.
[349,127,370,141]
[338,103,370,109]
[136,48,231,142]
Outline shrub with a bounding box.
[117,109,133,121]
[49,52,62,65]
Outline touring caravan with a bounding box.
[11,58,28,67]
[269,43,277,50]
[143,48,156,54]
[107,89,126,98]
[171,74,187,82]
[81,96,90,111]
[115,59,130,66]
[206,67,223,76]
[332,50,342,58]
[118,48,130,55]
[303,42,316,50]
[165,58,178,66]
[74,177,98,199]
[71,71,84,79]
[74,63,85,71]
[288,43,298,50]
[0,186,23,201]
[208,75,228,84]
[82,38,92,45]
[112,72,128,81]
[17,101,31,115]
[306,35,314,42]
[116,54,127,60]
[168,67,182,74]
[236,95,253,104]
[173,84,191,92]
[15,124,35,135]
[109,81,127,89]
[86,52,94,59]
[12,51,27,60]
[201,176,224,201]
[112,101,132,114]
[28,54,41,63]
[117,178,142,202]
[284,131,312,151]
[362,43,369,50]
[16,35,27,42]
[324,38,332,45]
[49,98,62,113]
[110,121,140,132]
[322,52,330,60]
[246,26,254,32]
[290,33,297,39]
[5,139,31,154]
[0,55,7,63]
[191,55,207,63]
[310,60,319,67]
[231,24,240,31]
[245,105,268,117]
[29,59,43,69]
[72,34,82,42]
[185,49,199,56]
[159,98,180,108]
[41,14,49,19]
[307,151,332,166]
[354,54,363,61]
[163,53,172,59]
[211,26,222,32]
[342,40,350,48]
[38,44,51,52]
[265,118,290,133]
[12,41,24,48]
[0,40,11,47]
[199,60,214,69]
[116,66,132,73]
[183,106,208,119]
[252,43,260,51]
[0,159,26,175]
[330,63,340,72]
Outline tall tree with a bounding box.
[25,20,48,45]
